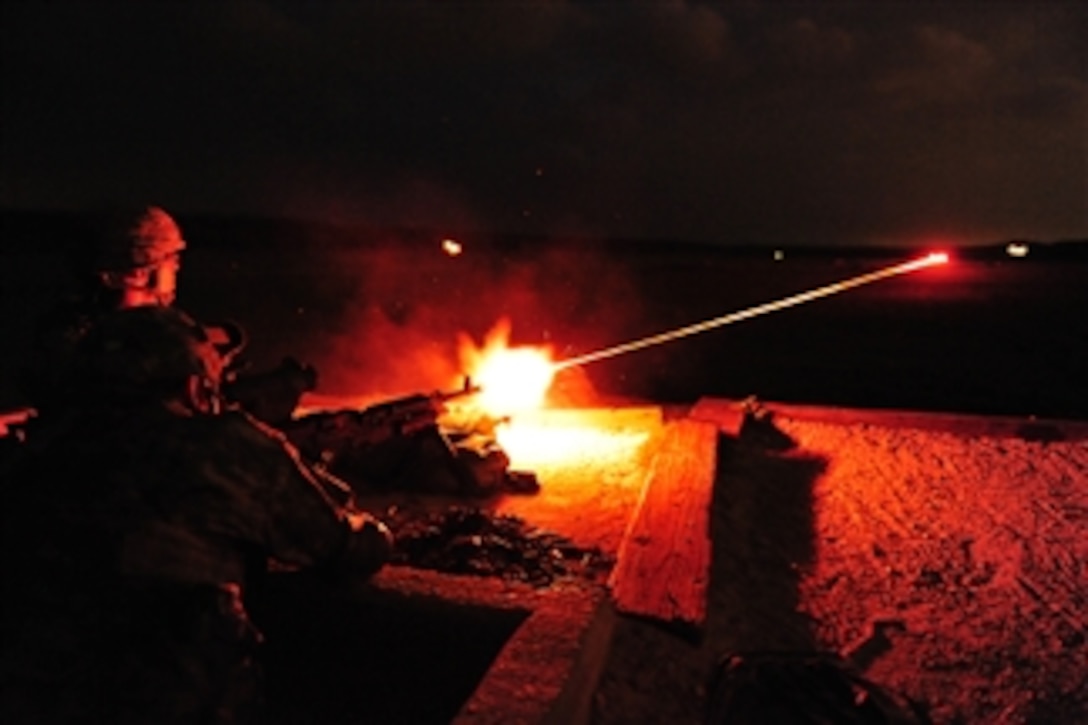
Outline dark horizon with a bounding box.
[2,206,1087,261]
[2,2,1085,249]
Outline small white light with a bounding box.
[1006,242,1029,258]
[773,249,785,261]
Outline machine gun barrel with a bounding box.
[360,377,481,434]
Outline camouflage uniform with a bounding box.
[1,306,391,724]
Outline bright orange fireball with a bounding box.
[459,318,556,418]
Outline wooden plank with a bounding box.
[607,419,719,630]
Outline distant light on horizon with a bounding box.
[1006,242,1029,258]
[774,249,785,261]
[441,238,463,256]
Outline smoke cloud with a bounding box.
[301,232,645,405]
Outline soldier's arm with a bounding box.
[201,411,391,577]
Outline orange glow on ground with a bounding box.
[497,417,650,471]
[491,407,662,554]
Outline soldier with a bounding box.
[1,305,392,724]
[13,205,519,498]
[23,205,307,425]
[26,206,211,413]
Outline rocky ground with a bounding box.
[593,412,1088,724]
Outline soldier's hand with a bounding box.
[340,513,394,578]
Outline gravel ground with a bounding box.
[593,413,1088,724]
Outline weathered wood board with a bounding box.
[607,418,719,629]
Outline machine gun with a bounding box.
[350,376,482,438]
[283,376,480,455]
[280,378,481,487]
[281,378,537,497]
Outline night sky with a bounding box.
[2,1,1085,247]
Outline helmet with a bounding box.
[76,306,224,404]
[93,205,186,273]
[85,206,186,308]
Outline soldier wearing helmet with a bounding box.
[89,205,188,308]
[2,303,392,723]
[80,205,246,358]
[22,206,249,418]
